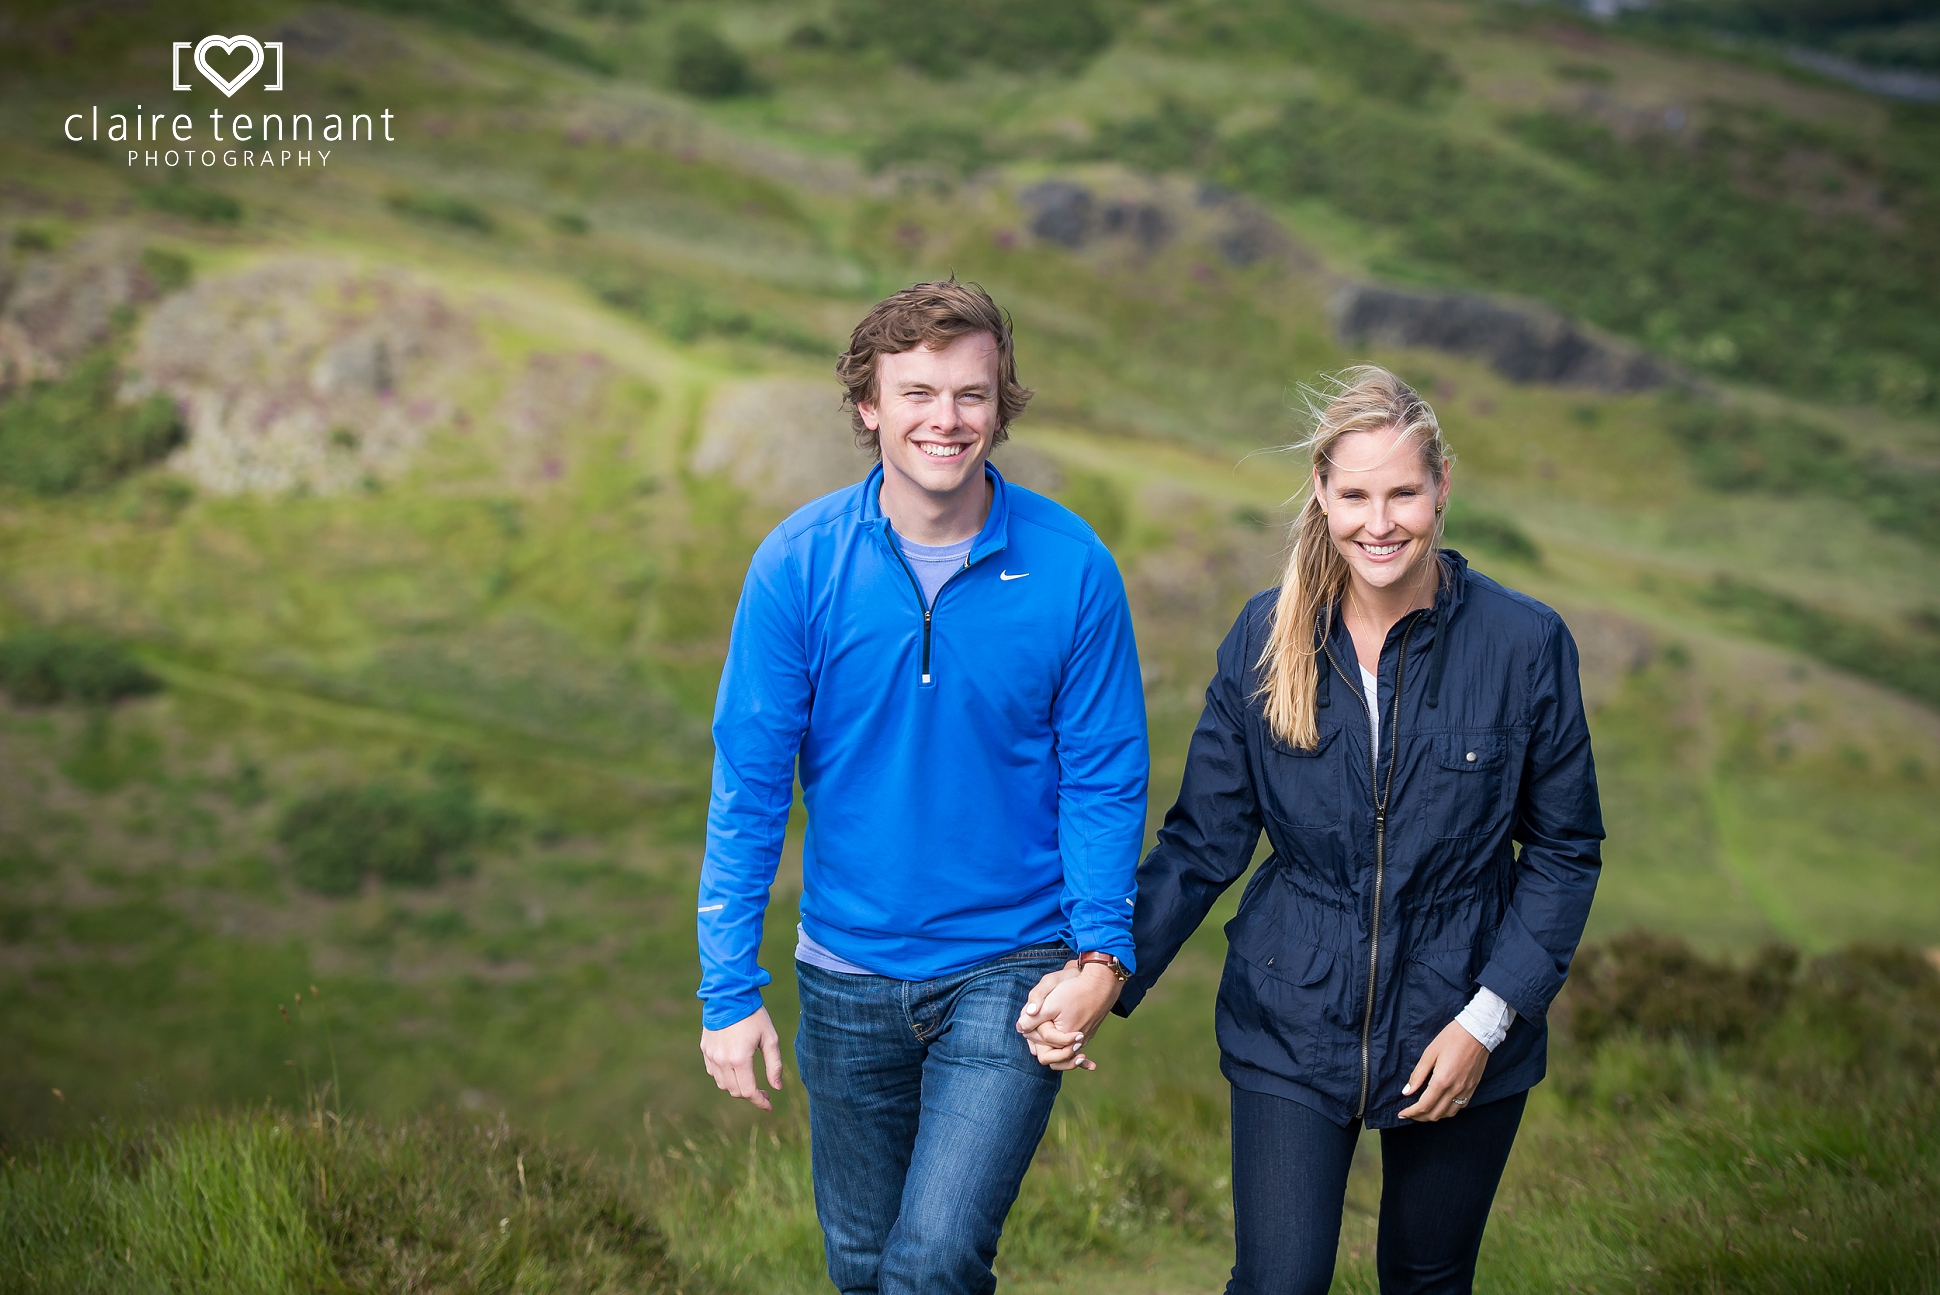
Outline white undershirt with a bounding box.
[1358,661,1517,1051]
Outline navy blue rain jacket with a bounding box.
[1115,552,1603,1129]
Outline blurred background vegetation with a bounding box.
[0,0,1936,1290]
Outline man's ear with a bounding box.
[857,400,881,432]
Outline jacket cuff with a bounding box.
[1070,930,1136,976]
[701,989,765,1031]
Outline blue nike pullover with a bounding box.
[697,463,1149,1029]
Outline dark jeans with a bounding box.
[794,944,1070,1295]
[1227,1086,1527,1295]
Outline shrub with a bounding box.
[836,0,1113,76]
[1667,398,1940,547]
[1562,929,1798,1049]
[1442,498,1540,564]
[1158,0,1458,106]
[0,630,159,705]
[865,123,991,176]
[1088,99,1219,174]
[277,776,483,895]
[1058,471,1128,548]
[137,182,242,225]
[139,246,192,294]
[341,0,612,72]
[0,350,185,495]
[670,22,752,98]
[1697,574,1940,709]
[386,190,494,233]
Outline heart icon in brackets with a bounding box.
[195,35,265,98]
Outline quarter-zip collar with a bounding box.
[860,460,1011,568]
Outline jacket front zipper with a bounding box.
[1326,614,1419,1119]
[888,534,973,684]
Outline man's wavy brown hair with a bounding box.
[835,279,1033,459]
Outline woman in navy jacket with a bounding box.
[1021,366,1603,1294]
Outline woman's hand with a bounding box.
[1398,1019,1488,1121]
[1015,960,1122,1071]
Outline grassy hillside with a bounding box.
[2,1,1938,1290]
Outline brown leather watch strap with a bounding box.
[1077,950,1131,981]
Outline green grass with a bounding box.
[0,1109,680,1293]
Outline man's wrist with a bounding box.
[1076,950,1131,981]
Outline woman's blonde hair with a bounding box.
[1257,366,1452,749]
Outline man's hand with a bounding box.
[700,1007,784,1111]
[1015,960,1124,1072]
[1397,1019,1489,1122]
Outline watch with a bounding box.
[1077,951,1131,982]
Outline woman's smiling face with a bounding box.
[1314,425,1450,596]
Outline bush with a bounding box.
[0,350,185,495]
[0,630,159,705]
[137,182,242,225]
[594,276,830,355]
[670,22,752,98]
[1058,471,1128,548]
[341,0,612,72]
[386,190,494,233]
[836,0,1113,75]
[865,123,991,176]
[1442,498,1541,564]
[1157,0,1458,106]
[0,1110,681,1294]
[1088,98,1219,174]
[277,775,483,895]
[1562,929,1798,1049]
[1667,399,1940,547]
[1697,574,1940,708]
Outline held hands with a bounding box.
[1015,960,1125,1072]
[700,1006,784,1111]
[1398,1018,1489,1121]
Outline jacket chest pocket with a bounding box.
[1429,732,1511,839]
[1259,728,1342,828]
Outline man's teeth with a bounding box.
[920,443,965,458]
[1362,542,1404,556]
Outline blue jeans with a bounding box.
[794,945,1070,1295]
[1228,1086,1526,1295]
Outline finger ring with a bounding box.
[1451,1097,1468,1107]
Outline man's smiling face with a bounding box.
[859,331,1001,506]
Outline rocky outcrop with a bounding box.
[690,377,871,508]
[1331,284,1672,391]
[1018,177,1299,268]
[0,229,170,392]
[130,257,476,496]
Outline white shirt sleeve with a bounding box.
[1453,986,1518,1051]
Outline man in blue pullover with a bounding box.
[696,280,1149,1295]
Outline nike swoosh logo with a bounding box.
[999,570,1030,581]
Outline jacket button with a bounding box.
[1465,751,1478,762]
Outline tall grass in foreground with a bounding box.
[3,938,1935,1293]
[650,936,1940,1294]
[0,1110,681,1293]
